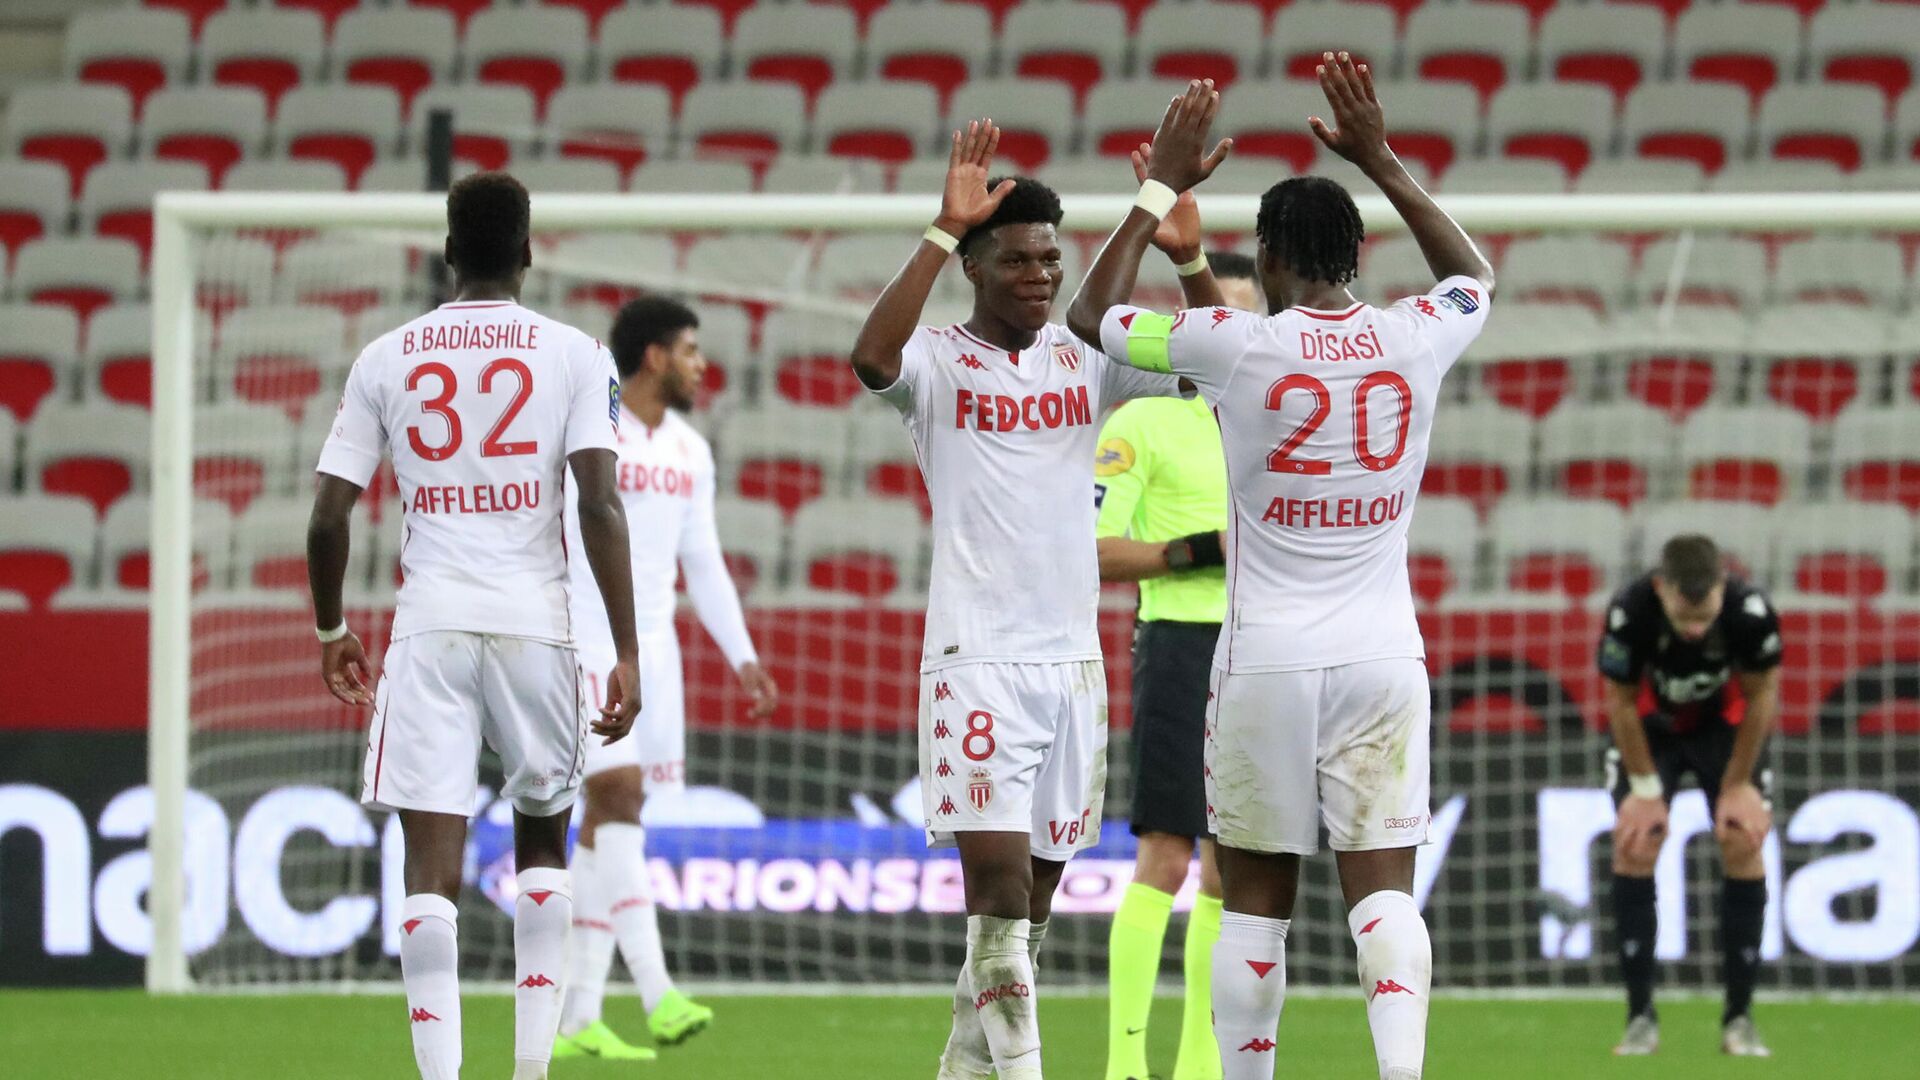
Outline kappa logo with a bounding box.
[935,757,954,777]
[518,973,557,989]
[410,1008,440,1023]
[1371,979,1415,998]
[1052,342,1081,372]
[956,353,986,371]
[1210,307,1233,328]
[934,681,955,701]
[1414,298,1439,320]
[1238,1038,1276,1053]
[937,795,958,816]
[968,767,994,811]
[933,719,953,739]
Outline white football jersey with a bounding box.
[318,299,620,643]
[1100,277,1491,673]
[876,321,1184,671]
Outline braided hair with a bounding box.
[1256,176,1364,286]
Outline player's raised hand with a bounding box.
[1131,142,1204,258]
[319,631,374,707]
[937,120,1017,235]
[738,660,780,721]
[1308,51,1390,169]
[1145,79,1232,194]
[595,658,642,742]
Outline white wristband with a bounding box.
[1134,179,1178,221]
[1175,252,1209,277]
[316,621,350,644]
[1627,772,1664,800]
[923,224,960,254]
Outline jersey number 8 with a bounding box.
[1265,371,1412,476]
[405,357,540,461]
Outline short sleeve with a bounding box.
[565,338,621,456]
[1093,405,1149,539]
[871,328,937,415]
[1098,303,1259,402]
[1596,594,1647,684]
[1731,587,1784,673]
[1387,275,1491,377]
[315,348,385,486]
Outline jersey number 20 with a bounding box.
[405,358,539,461]
[1265,371,1411,476]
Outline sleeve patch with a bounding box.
[1442,286,1480,314]
[1124,311,1177,374]
[608,376,621,429]
[1598,635,1634,679]
[1094,437,1136,477]
[1744,592,1770,619]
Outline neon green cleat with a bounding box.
[553,1020,658,1061]
[646,990,714,1046]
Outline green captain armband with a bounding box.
[1124,312,1176,374]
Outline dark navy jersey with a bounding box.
[1596,572,1784,733]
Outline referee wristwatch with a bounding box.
[1163,530,1225,572]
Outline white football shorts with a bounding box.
[919,660,1109,861]
[1206,658,1432,855]
[577,629,686,790]
[361,631,588,818]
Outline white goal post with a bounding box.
[147,190,1920,994]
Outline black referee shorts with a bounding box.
[1128,619,1220,839]
[1605,717,1773,821]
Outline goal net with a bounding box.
[149,186,1920,996]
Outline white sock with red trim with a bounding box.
[560,845,615,1036]
[1212,910,1289,1080]
[967,915,1041,1079]
[513,867,572,1075]
[598,821,674,1011]
[1349,890,1431,1080]
[939,918,1046,1079]
[399,893,461,1080]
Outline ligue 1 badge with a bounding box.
[1052,342,1081,372]
[968,768,994,811]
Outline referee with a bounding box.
[1599,534,1783,1058]
[1098,252,1259,1080]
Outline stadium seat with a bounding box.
[513,158,623,194]
[144,0,232,38]
[597,4,725,111]
[194,401,298,513]
[1034,156,1148,197]
[1637,234,1770,310]
[1673,5,1804,107]
[846,404,926,515]
[1352,81,1481,179]
[196,236,277,314]
[760,156,884,195]
[1680,404,1813,506]
[788,496,927,602]
[1406,495,1483,607]
[1361,235,1445,304]
[410,85,538,172]
[140,86,266,189]
[1486,83,1615,179]
[274,85,403,189]
[11,237,143,325]
[1748,302,1884,422]
[79,160,209,262]
[731,4,858,106]
[215,304,347,419]
[231,497,324,590]
[680,83,809,171]
[546,84,673,183]
[945,80,1078,170]
[224,158,348,193]
[81,303,155,409]
[1459,302,1606,418]
[1269,3,1396,82]
[270,0,366,31]
[629,159,755,195]
[1833,406,1920,512]
[463,6,590,119]
[1423,402,1533,515]
[1440,160,1568,194]
[278,239,410,315]
[1086,79,1209,158]
[26,403,151,515]
[761,309,864,407]
[98,495,233,592]
[1809,6,1920,107]
[1771,504,1914,605]
[1536,3,1667,104]
[814,82,940,165]
[64,7,193,116]
[1709,159,1850,193]
[1538,402,1675,509]
[1773,236,1908,308]
[1499,236,1632,313]
[1134,2,1266,91]
[199,8,325,115]
[545,233,679,310]
[1636,500,1778,583]
[1620,83,1751,175]
[1576,159,1709,193]
[1853,161,1920,190]
[0,304,80,422]
[0,162,71,269]
[1613,306,1748,420]
[404,0,494,33]
[332,7,458,117]
[0,494,99,607]
[684,235,818,295]
[715,403,850,516]
[713,496,787,596]
[1401,3,1532,104]
[1001,1,1131,106]
[1488,496,1631,602]
[1219,79,1334,172]
[865,4,994,108]
[3,83,135,198]
[1758,84,1887,173]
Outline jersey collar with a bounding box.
[1293,302,1368,321]
[952,323,1028,366]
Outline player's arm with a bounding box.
[1719,600,1784,848]
[1127,142,1225,311]
[850,120,1016,392]
[1605,676,1669,861]
[679,452,777,719]
[1309,52,1494,295]
[570,447,642,741]
[307,474,371,706]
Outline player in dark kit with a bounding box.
[1597,534,1783,1058]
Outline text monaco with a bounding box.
[402,321,540,355]
[1261,491,1407,530]
[953,386,1092,431]
[410,481,540,515]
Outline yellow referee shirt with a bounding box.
[1093,395,1228,624]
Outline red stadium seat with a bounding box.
[83,305,155,411]
[1003,2,1130,106]
[600,6,724,113]
[1407,498,1481,609]
[1680,405,1810,507]
[1675,6,1800,106]
[1488,84,1614,179]
[272,0,364,32]
[67,9,192,116]
[201,9,324,115]
[867,5,993,108]
[1626,358,1721,418]
[733,5,857,107]
[815,83,938,166]
[466,7,590,119]
[674,0,762,34]
[405,0,493,33]
[0,496,97,609]
[145,0,231,36]
[1403,4,1531,104]
[1834,409,1920,513]
[1540,404,1672,511]
[1538,4,1666,104]
[1136,3,1265,91]
[29,403,151,515]
[334,7,456,117]
[1622,83,1750,175]
[6,84,133,199]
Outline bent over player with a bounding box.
[849,121,1206,1080]
[307,172,642,1080]
[1600,534,1782,1058]
[1069,64,1494,1080]
[556,296,779,1061]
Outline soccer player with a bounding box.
[307,172,642,1080]
[1097,247,1260,1080]
[1067,63,1495,1080]
[848,120,1204,1080]
[1598,534,1782,1058]
[554,296,779,1060]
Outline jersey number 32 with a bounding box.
[405,358,540,461]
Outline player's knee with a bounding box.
[1611,843,1656,877]
[1717,831,1762,876]
[584,769,645,826]
[1133,832,1195,894]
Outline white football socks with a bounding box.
[1212,910,1290,1080]
[598,821,675,1011]
[967,915,1042,1079]
[513,867,572,1076]
[559,845,615,1036]
[1349,890,1431,1080]
[939,918,1046,1080]
[399,892,462,1080]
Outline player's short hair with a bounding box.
[610,295,700,380]
[1256,176,1364,285]
[958,176,1063,258]
[445,171,530,281]
[1210,250,1257,281]
[1658,534,1725,602]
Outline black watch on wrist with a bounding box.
[1164,538,1195,571]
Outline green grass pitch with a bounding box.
[2,991,1906,1078]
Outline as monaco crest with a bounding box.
[968,768,994,811]
[1052,343,1081,372]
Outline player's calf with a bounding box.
[1348,889,1431,1080]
